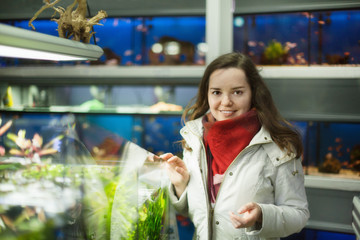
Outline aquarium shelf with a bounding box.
[306,219,354,234]
[283,113,360,123]
[305,179,359,234]
[260,66,360,79]
[0,65,205,86]
[305,175,360,191]
[0,106,183,116]
[0,66,359,86]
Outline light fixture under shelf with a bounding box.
[0,23,104,61]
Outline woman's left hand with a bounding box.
[229,202,262,228]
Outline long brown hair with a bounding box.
[182,52,303,158]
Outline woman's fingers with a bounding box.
[159,152,174,160]
[229,212,247,228]
[159,153,186,169]
[238,202,256,214]
[175,166,183,174]
[167,156,187,168]
[165,161,186,178]
[159,154,190,198]
[147,154,163,162]
[229,202,262,228]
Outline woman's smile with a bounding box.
[220,110,237,117]
[208,68,252,121]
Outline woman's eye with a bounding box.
[212,91,220,95]
[234,90,243,95]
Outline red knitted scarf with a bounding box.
[203,108,261,176]
[203,109,260,203]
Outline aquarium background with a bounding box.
[233,9,360,65]
[0,112,359,239]
[1,7,359,240]
[1,112,359,178]
[1,9,360,66]
[0,16,206,66]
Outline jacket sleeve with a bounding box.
[168,183,189,216]
[246,158,310,237]
[167,146,192,217]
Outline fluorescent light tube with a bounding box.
[0,23,103,61]
[0,45,88,61]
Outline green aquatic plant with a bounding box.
[262,40,288,65]
[136,188,168,240]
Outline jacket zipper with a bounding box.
[199,137,213,240]
[199,133,261,239]
[199,137,257,239]
[211,144,261,237]
[214,146,253,203]
[184,122,268,239]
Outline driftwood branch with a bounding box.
[29,0,107,43]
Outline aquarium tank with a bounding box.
[0,112,173,240]
[233,9,360,65]
[0,16,206,67]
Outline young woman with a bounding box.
[161,52,309,239]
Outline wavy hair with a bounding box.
[182,52,303,157]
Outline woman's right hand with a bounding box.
[160,153,190,198]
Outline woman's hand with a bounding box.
[160,153,190,198]
[229,202,262,229]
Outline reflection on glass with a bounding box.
[234,9,360,65]
[0,16,206,66]
[2,84,193,112]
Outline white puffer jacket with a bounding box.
[169,117,309,240]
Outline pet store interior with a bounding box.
[0,0,359,239]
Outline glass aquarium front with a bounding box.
[0,109,359,239]
[233,9,360,65]
[0,112,175,240]
[2,8,360,67]
[1,110,359,180]
[0,15,206,67]
[2,84,195,112]
[293,121,360,180]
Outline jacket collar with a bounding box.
[251,127,296,166]
[181,117,203,139]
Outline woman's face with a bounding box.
[207,67,252,121]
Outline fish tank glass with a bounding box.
[1,110,359,181]
[233,9,360,65]
[2,84,193,111]
[2,9,360,67]
[293,121,360,180]
[0,15,206,67]
[0,112,175,240]
[0,108,359,240]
